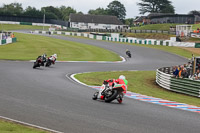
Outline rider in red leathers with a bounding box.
[98,75,128,103]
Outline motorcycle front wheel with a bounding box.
[33,62,39,68]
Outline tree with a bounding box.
[106,0,126,21]
[24,6,43,17]
[59,6,76,21]
[137,0,175,14]
[125,18,134,27]
[188,10,200,15]
[41,6,62,20]
[77,11,83,15]
[88,8,108,15]
[0,2,23,16]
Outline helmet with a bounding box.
[53,54,57,58]
[43,53,47,57]
[119,75,126,80]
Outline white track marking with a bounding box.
[0,116,63,133]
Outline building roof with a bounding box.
[147,13,194,19]
[134,16,146,22]
[69,14,123,25]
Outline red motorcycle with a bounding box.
[92,80,126,103]
[33,56,46,68]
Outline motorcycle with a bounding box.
[45,56,56,67]
[126,51,131,58]
[92,80,125,103]
[33,56,46,69]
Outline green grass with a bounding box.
[0,24,49,31]
[131,43,200,59]
[191,24,200,30]
[0,33,121,61]
[131,24,179,30]
[124,33,175,40]
[131,23,200,31]
[75,71,200,107]
[0,119,48,133]
[100,39,199,59]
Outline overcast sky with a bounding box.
[1,0,200,18]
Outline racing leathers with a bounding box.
[98,78,128,99]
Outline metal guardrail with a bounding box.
[156,68,200,97]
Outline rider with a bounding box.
[126,49,131,58]
[37,53,47,66]
[98,75,128,102]
[49,54,57,64]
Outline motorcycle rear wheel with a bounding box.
[92,92,99,100]
[104,90,118,103]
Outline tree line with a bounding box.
[1,0,198,26]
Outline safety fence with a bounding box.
[34,30,198,48]
[85,29,176,35]
[156,67,200,97]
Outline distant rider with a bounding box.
[126,49,131,58]
[49,54,57,64]
[37,53,47,66]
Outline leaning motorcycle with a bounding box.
[45,58,52,67]
[33,56,45,68]
[92,81,125,103]
[126,51,131,58]
[45,56,56,67]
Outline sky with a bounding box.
[1,0,200,18]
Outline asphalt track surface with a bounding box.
[0,31,200,133]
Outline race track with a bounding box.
[0,32,200,133]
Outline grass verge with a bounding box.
[131,24,180,30]
[75,71,200,107]
[61,33,200,59]
[130,43,200,59]
[0,24,49,31]
[0,119,48,133]
[0,33,121,61]
[131,23,200,31]
[124,33,175,40]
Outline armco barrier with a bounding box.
[156,68,200,97]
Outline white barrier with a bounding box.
[34,30,197,48]
[77,33,81,36]
[57,31,62,35]
[89,34,94,39]
[156,69,172,90]
[32,23,52,27]
[0,21,20,25]
[65,32,70,35]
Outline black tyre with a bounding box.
[33,62,39,69]
[104,90,118,103]
[45,62,50,67]
[92,92,99,100]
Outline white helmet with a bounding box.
[53,54,57,58]
[119,75,126,80]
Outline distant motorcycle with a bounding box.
[92,80,126,103]
[33,54,46,69]
[45,54,57,67]
[126,50,131,58]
